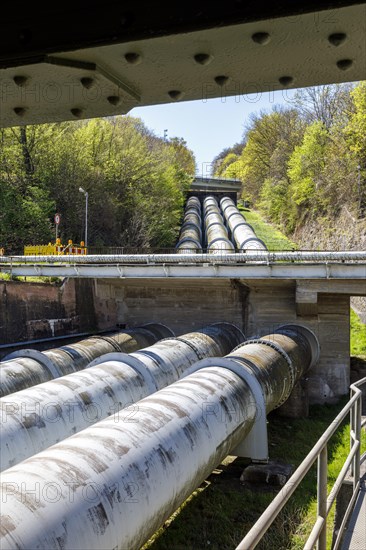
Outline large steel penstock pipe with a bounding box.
[0,324,173,398]
[176,195,202,253]
[0,324,318,550]
[0,323,244,471]
[220,196,267,251]
[203,196,234,253]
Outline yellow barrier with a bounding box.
[24,241,88,256]
[24,245,58,255]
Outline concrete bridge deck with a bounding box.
[1,252,366,280]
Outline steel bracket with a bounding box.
[4,348,60,378]
[86,352,158,394]
[183,356,268,461]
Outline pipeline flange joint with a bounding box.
[179,222,203,239]
[183,357,268,461]
[206,220,227,231]
[92,335,125,352]
[140,323,175,340]
[208,322,245,349]
[86,352,159,394]
[226,210,246,222]
[157,337,207,361]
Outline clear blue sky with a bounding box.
[130,88,298,176]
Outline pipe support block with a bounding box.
[183,357,268,460]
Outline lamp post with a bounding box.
[357,164,361,215]
[79,187,88,247]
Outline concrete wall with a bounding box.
[93,278,248,335]
[0,278,97,345]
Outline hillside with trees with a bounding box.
[0,117,195,254]
[215,82,366,249]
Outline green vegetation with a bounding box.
[0,118,195,254]
[145,399,366,550]
[239,207,298,251]
[216,82,366,234]
[350,308,366,356]
[0,273,63,285]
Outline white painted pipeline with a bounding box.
[0,324,173,398]
[204,196,235,253]
[175,222,202,253]
[186,196,201,213]
[176,195,202,253]
[0,369,254,550]
[4,251,366,263]
[220,196,236,213]
[0,325,318,550]
[183,210,201,226]
[0,323,245,471]
[205,211,225,229]
[203,196,217,207]
[220,197,267,251]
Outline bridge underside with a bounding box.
[0,2,364,127]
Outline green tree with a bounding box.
[287,121,328,208]
[0,116,195,252]
[344,82,366,216]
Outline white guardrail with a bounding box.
[1,251,366,264]
[236,377,366,550]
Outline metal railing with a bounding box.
[236,377,366,550]
[2,251,366,265]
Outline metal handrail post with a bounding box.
[353,397,361,491]
[350,389,355,477]
[317,446,328,550]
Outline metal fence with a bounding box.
[236,377,366,550]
